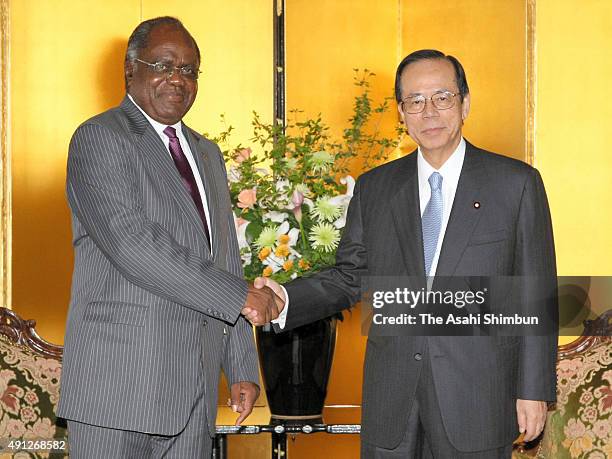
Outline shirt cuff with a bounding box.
[271,285,289,329]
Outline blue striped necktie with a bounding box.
[422,172,443,276]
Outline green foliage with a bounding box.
[211,70,399,281]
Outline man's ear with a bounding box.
[397,102,406,125]
[125,61,135,88]
[461,93,471,121]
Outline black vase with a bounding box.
[256,317,337,420]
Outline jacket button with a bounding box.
[203,320,208,326]
[414,353,422,361]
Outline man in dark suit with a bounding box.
[250,50,558,458]
[57,17,278,458]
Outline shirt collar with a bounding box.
[417,137,466,185]
[127,94,182,137]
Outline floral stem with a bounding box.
[298,219,308,251]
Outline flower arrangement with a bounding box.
[213,71,400,282]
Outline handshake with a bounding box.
[241,278,286,326]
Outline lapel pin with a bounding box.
[473,201,481,209]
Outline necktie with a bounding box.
[422,172,443,276]
[163,126,211,245]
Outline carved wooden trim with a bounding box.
[0,307,63,360]
[558,309,612,359]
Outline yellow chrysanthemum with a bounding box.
[275,244,290,257]
[283,260,294,272]
[278,234,290,244]
[258,247,272,261]
[262,266,273,277]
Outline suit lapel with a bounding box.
[435,142,486,282]
[389,152,426,282]
[183,127,223,260]
[120,97,210,253]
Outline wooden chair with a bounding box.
[0,307,66,458]
[0,307,63,359]
[514,309,611,458]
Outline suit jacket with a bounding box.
[282,141,558,451]
[57,97,259,437]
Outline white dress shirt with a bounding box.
[418,138,466,277]
[128,94,213,244]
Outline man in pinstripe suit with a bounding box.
[57,17,277,458]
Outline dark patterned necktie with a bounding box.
[163,126,211,245]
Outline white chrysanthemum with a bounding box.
[255,226,279,249]
[309,223,340,252]
[311,196,342,222]
[309,151,335,173]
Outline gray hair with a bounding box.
[124,16,200,86]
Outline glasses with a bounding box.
[134,58,201,81]
[400,91,458,114]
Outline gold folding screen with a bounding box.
[7,0,272,344]
[1,0,10,311]
[6,1,612,456]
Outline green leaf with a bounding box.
[208,69,400,281]
[245,221,263,242]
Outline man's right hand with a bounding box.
[254,277,286,305]
[241,284,280,325]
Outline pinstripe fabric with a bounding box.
[67,420,153,459]
[57,97,259,438]
[67,367,212,458]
